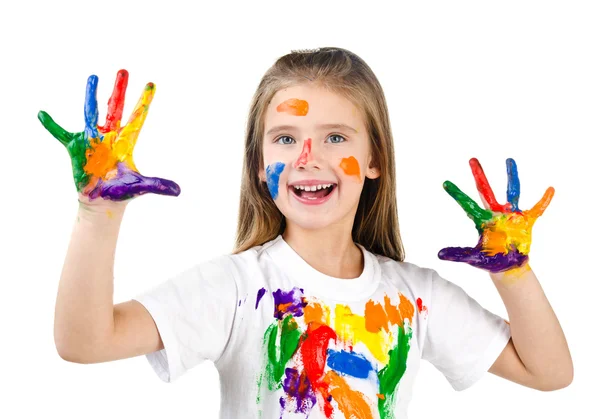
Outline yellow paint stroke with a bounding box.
[276,98,309,116]
[334,305,393,364]
[339,156,361,181]
[323,370,374,419]
[82,83,155,181]
[482,212,533,256]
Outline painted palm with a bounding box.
[38,70,180,201]
[438,158,554,273]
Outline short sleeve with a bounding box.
[132,255,238,383]
[421,269,511,391]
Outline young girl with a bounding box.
[41,47,572,419]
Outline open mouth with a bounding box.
[289,184,337,200]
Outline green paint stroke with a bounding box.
[256,315,302,403]
[38,111,91,191]
[443,180,493,233]
[377,324,413,418]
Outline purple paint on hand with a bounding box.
[438,237,529,273]
[86,162,181,200]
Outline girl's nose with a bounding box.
[293,138,318,169]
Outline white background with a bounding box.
[0,0,597,418]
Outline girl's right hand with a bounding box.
[38,69,181,207]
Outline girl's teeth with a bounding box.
[293,183,333,191]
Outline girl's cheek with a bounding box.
[339,156,362,182]
[265,162,286,200]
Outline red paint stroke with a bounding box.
[299,324,337,418]
[99,69,129,134]
[294,138,312,168]
[277,98,309,116]
[469,157,509,213]
[416,298,428,315]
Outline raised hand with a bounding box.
[438,158,554,273]
[38,70,181,202]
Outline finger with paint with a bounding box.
[38,69,181,201]
[438,158,554,273]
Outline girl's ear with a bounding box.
[258,166,266,182]
[366,156,381,179]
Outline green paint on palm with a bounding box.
[443,180,493,233]
[378,324,412,418]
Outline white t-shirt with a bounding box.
[133,234,511,419]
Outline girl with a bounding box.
[41,47,572,419]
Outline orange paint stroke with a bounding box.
[323,370,374,419]
[276,98,309,116]
[304,300,331,327]
[365,293,415,334]
[339,156,361,180]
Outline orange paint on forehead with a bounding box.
[339,156,361,180]
[276,98,309,116]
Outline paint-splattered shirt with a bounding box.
[134,235,511,418]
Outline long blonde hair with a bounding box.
[233,47,404,262]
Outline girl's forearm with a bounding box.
[54,202,127,362]
[490,264,573,387]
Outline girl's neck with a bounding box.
[282,226,364,279]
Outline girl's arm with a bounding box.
[55,201,163,364]
[43,70,179,364]
[487,264,573,391]
[437,158,572,391]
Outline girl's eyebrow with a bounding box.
[266,123,358,136]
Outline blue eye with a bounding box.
[327,134,346,144]
[276,136,296,145]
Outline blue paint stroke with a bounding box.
[266,162,285,200]
[326,349,374,379]
[506,158,520,212]
[84,75,101,142]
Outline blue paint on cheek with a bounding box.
[266,162,285,199]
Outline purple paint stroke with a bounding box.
[256,288,267,309]
[281,367,316,415]
[273,287,306,320]
[87,162,180,201]
[438,237,528,273]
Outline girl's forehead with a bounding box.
[266,85,363,125]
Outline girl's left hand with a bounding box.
[438,158,554,273]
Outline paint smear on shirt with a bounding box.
[256,288,415,418]
[276,98,309,116]
[340,156,361,180]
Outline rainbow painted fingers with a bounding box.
[38,70,180,201]
[438,158,554,273]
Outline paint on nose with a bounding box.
[293,138,312,169]
[276,98,309,116]
[340,156,361,180]
[266,162,285,199]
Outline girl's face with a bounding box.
[260,84,380,232]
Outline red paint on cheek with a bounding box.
[276,98,309,116]
[293,138,312,168]
[339,156,361,180]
